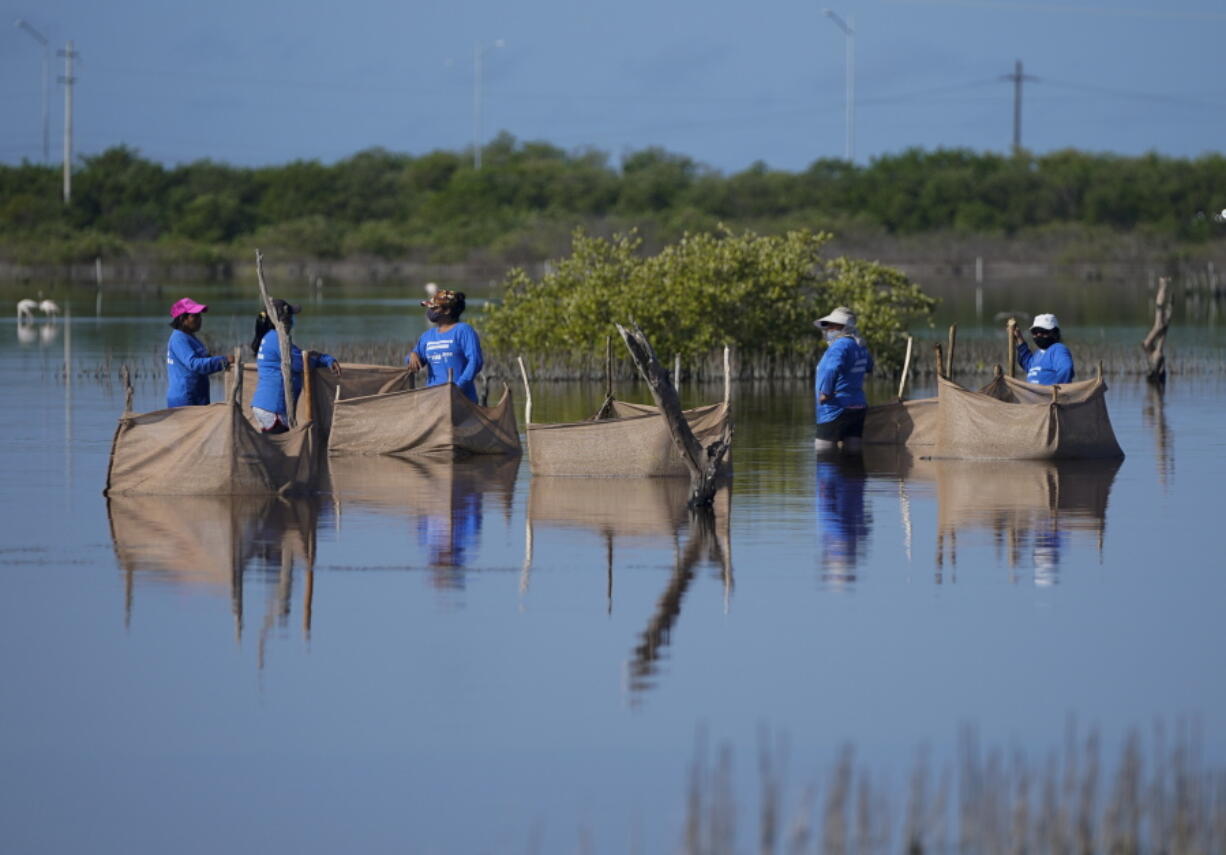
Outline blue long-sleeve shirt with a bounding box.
[409,323,483,403]
[166,329,227,407]
[815,335,873,424]
[252,329,336,415]
[1016,341,1075,385]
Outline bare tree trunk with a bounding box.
[1141,276,1172,387]
[615,323,732,509]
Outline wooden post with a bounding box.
[897,335,913,401]
[594,335,615,420]
[946,323,958,379]
[231,347,243,406]
[605,335,613,400]
[1141,276,1172,387]
[722,345,731,407]
[516,356,533,425]
[299,350,315,425]
[1006,318,1018,379]
[933,342,945,380]
[255,250,296,427]
[121,364,134,413]
[616,322,731,510]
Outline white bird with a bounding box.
[38,299,60,318]
[16,299,37,322]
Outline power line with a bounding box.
[885,0,1226,22]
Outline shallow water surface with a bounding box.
[0,299,1223,853]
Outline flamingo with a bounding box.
[38,299,60,318]
[16,299,37,322]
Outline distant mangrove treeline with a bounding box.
[3,134,1225,270]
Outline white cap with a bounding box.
[1030,313,1059,331]
[815,306,856,328]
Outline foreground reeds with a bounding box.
[677,722,1225,855]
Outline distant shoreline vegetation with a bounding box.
[2,135,1225,276]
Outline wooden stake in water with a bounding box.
[516,356,533,425]
[897,335,913,401]
[1006,318,1018,379]
[722,345,731,407]
[946,323,958,379]
[255,250,296,427]
[933,342,945,380]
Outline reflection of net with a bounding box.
[527,400,730,477]
[528,476,691,539]
[867,450,1121,576]
[863,375,1123,460]
[109,493,319,587]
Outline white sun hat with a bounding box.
[815,306,856,328]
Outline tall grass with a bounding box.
[678,722,1224,855]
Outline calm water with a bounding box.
[1,281,1224,853]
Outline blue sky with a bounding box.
[2,0,1223,172]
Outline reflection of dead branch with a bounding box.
[627,508,731,695]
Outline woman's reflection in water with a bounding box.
[417,488,482,589]
[815,454,872,588]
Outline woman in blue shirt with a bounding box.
[406,287,483,403]
[814,306,874,454]
[166,297,232,407]
[1013,313,1075,385]
[250,299,340,433]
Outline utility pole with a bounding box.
[823,10,855,163]
[1000,59,1037,155]
[14,19,51,164]
[58,40,76,203]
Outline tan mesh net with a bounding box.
[935,375,1123,459]
[863,375,1122,460]
[327,382,521,458]
[326,453,519,516]
[862,398,938,447]
[105,399,316,496]
[527,400,730,477]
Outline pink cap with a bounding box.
[170,297,208,318]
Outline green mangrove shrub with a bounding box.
[482,228,936,372]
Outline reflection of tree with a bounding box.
[1142,382,1173,489]
[627,503,732,698]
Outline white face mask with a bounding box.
[823,328,842,343]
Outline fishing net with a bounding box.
[526,401,730,477]
[863,375,1122,460]
[327,382,521,458]
[105,399,315,496]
